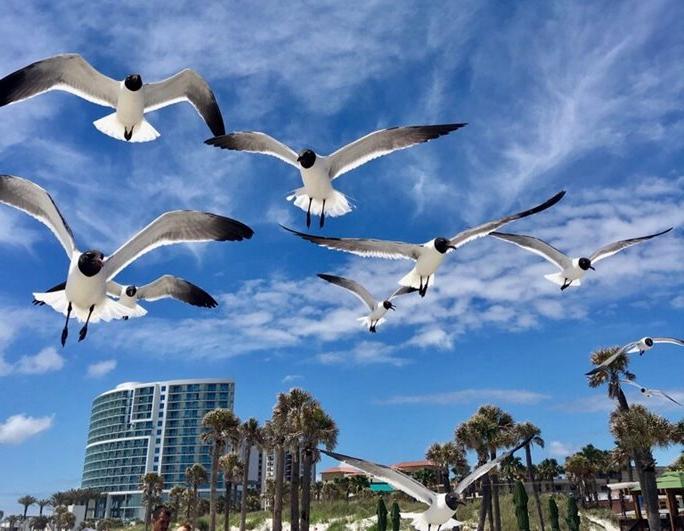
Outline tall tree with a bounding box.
[515,422,545,531]
[284,389,312,531]
[168,486,186,521]
[201,408,241,531]
[238,418,263,531]
[455,419,491,531]
[267,392,291,531]
[425,442,466,492]
[587,345,674,530]
[37,500,50,517]
[564,453,593,505]
[537,459,563,490]
[18,496,37,519]
[219,452,243,531]
[140,473,164,531]
[292,400,338,531]
[185,464,209,530]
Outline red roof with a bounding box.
[321,465,362,475]
[392,460,438,469]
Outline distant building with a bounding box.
[81,379,262,520]
[320,465,362,482]
[391,460,438,475]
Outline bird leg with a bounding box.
[61,302,72,347]
[560,278,570,291]
[306,197,313,228]
[420,276,430,297]
[369,322,377,333]
[78,304,95,342]
[319,199,326,228]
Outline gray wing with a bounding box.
[455,436,531,495]
[622,379,682,406]
[205,131,298,167]
[144,69,225,136]
[103,211,254,280]
[652,337,684,347]
[106,281,124,297]
[489,232,571,269]
[0,54,118,108]
[328,123,467,180]
[449,191,565,250]
[388,285,419,300]
[0,174,76,258]
[317,274,377,311]
[137,275,218,308]
[590,228,673,263]
[282,225,420,260]
[585,344,635,376]
[321,449,435,505]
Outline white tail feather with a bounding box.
[287,188,352,217]
[33,291,142,322]
[93,113,160,142]
[357,316,385,330]
[544,273,581,287]
[399,269,435,290]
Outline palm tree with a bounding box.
[515,421,545,531]
[18,496,37,519]
[219,452,243,531]
[587,345,671,530]
[168,486,186,521]
[425,441,466,492]
[500,456,526,493]
[238,418,263,531]
[201,408,241,531]
[670,453,684,471]
[140,473,164,531]
[31,515,49,530]
[537,458,563,491]
[292,400,338,531]
[456,418,491,531]
[186,464,209,530]
[36,500,50,517]
[564,453,593,506]
[284,388,312,531]
[267,392,292,531]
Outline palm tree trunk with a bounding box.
[442,466,451,493]
[487,483,494,531]
[239,445,251,531]
[300,448,313,531]
[290,445,300,531]
[476,477,490,531]
[209,442,220,531]
[224,481,232,531]
[489,450,502,531]
[192,486,199,530]
[273,446,285,531]
[524,444,545,531]
[144,503,151,531]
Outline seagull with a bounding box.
[0,174,252,345]
[621,378,682,406]
[490,228,673,290]
[284,191,565,297]
[107,275,218,319]
[586,337,684,375]
[205,123,466,228]
[317,274,416,332]
[322,437,531,531]
[0,54,225,142]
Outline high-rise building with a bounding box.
[81,379,262,520]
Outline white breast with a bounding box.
[65,260,106,310]
[415,245,445,276]
[300,157,335,200]
[116,84,145,126]
[562,258,586,281]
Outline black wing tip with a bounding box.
[520,190,566,217]
[585,367,601,376]
[187,284,219,308]
[211,214,254,241]
[320,449,351,461]
[648,227,674,238]
[204,134,240,149]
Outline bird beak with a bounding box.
[389,304,396,311]
[297,155,303,162]
[590,266,596,271]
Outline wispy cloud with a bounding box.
[0,347,64,376]
[0,414,54,445]
[86,359,117,378]
[376,388,550,406]
[282,374,302,384]
[313,341,409,367]
[548,440,577,458]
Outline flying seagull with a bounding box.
[317,274,416,332]
[322,437,531,531]
[586,336,684,375]
[284,191,565,297]
[621,378,682,406]
[0,174,252,344]
[490,228,673,290]
[0,54,225,141]
[206,123,466,228]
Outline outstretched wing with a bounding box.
[489,232,571,270]
[0,174,76,258]
[585,344,635,376]
[137,275,218,308]
[205,131,298,167]
[590,228,673,263]
[449,191,566,250]
[144,69,225,136]
[388,285,419,300]
[652,337,684,347]
[454,436,532,495]
[0,53,118,108]
[321,449,435,505]
[317,274,377,311]
[328,123,466,179]
[104,210,253,280]
[282,226,420,260]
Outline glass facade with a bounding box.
[81,379,235,519]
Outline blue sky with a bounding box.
[1,0,683,515]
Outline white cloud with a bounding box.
[313,341,409,368]
[0,347,65,377]
[86,359,117,378]
[282,374,302,384]
[548,440,577,458]
[0,414,54,444]
[376,388,550,406]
